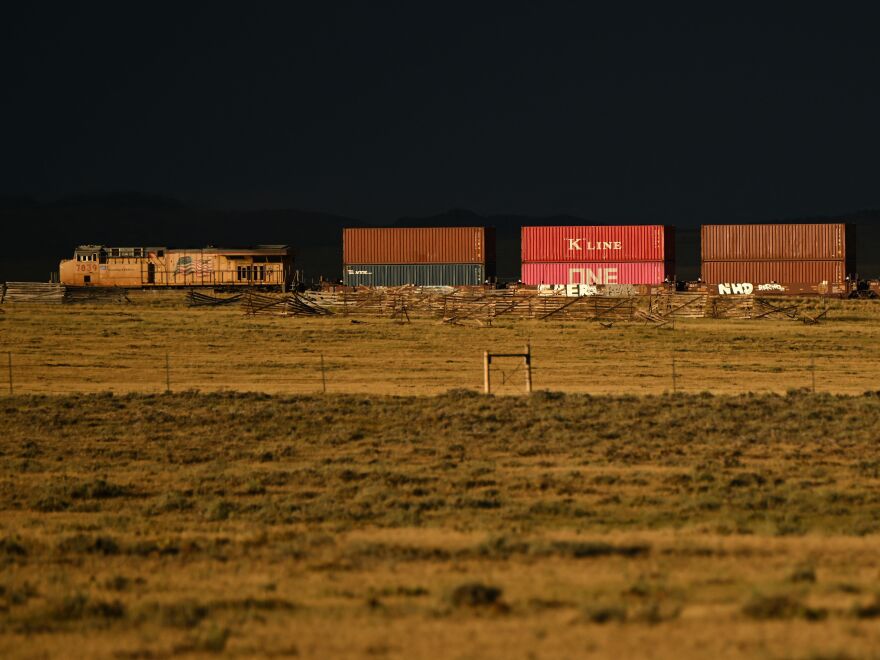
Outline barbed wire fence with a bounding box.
[0,346,863,396]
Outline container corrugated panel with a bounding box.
[521,225,674,262]
[521,261,673,285]
[343,263,486,287]
[701,260,847,285]
[343,227,490,264]
[701,224,852,261]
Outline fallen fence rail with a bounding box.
[188,291,244,307]
[243,291,332,316]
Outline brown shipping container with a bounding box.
[701,223,855,263]
[701,260,847,285]
[343,227,494,265]
[521,225,674,263]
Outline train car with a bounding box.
[701,224,855,295]
[520,225,675,285]
[342,227,495,286]
[59,245,294,289]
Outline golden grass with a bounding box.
[2,294,880,395]
[2,391,880,658]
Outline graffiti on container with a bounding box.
[565,283,599,297]
[537,285,566,296]
[756,283,785,292]
[567,267,618,285]
[566,239,623,251]
[717,283,754,295]
[604,284,638,297]
[346,269,373,275]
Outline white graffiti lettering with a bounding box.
[567,267,619,285]
[717,282,754,295]
[565,284,600,297]
[756,283,785,292]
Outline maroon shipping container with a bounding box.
[521,225,674,263]
[701,260,848,285]
[701,224,854,261]
[343,227,493,265]
[521,261,673,286]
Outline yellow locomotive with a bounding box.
[59,245,294,290]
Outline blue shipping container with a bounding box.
[343,263,486,287]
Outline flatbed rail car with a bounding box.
[59,245,294,290]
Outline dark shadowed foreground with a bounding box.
[2,391,880,658]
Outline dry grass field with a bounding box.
[2,294,880,395]
[3,297,880,658]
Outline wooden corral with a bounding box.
[1,282,65,304]
[296,288,817,324]
[0,280,826,325]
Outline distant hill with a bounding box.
[2,195,880,283]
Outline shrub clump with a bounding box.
[584,604,628,624]
[0,537,27,558]
[450,583,503,608]
[44,593,126,623]
[205,500,234,522]
[742,594,826,621]
[57,535,120,556]
[852,596,880,619]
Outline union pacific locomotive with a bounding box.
[59,244,294,289]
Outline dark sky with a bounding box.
[4,4,880,223]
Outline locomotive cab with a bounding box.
[72,245,104,283]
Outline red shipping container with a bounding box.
[701,260,847,285]
[701,224,853,261]
[521,225,674,263]
[521,261,673,285]
[343,227,492,264]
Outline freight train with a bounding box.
[339,223,857,295]
[58,223,860,296]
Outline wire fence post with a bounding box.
[671,354,678,394]
[810,356,816,393]
[7,352,11,396]
[165,352,171,393]
[524,343,532,394]
[320,354,327,394]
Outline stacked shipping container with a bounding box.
[520,225,675,285]
[342,227,495,286]
[701,224,855,286]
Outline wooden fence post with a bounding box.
[483,351,490,394]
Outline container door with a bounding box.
[147,262,155,284]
